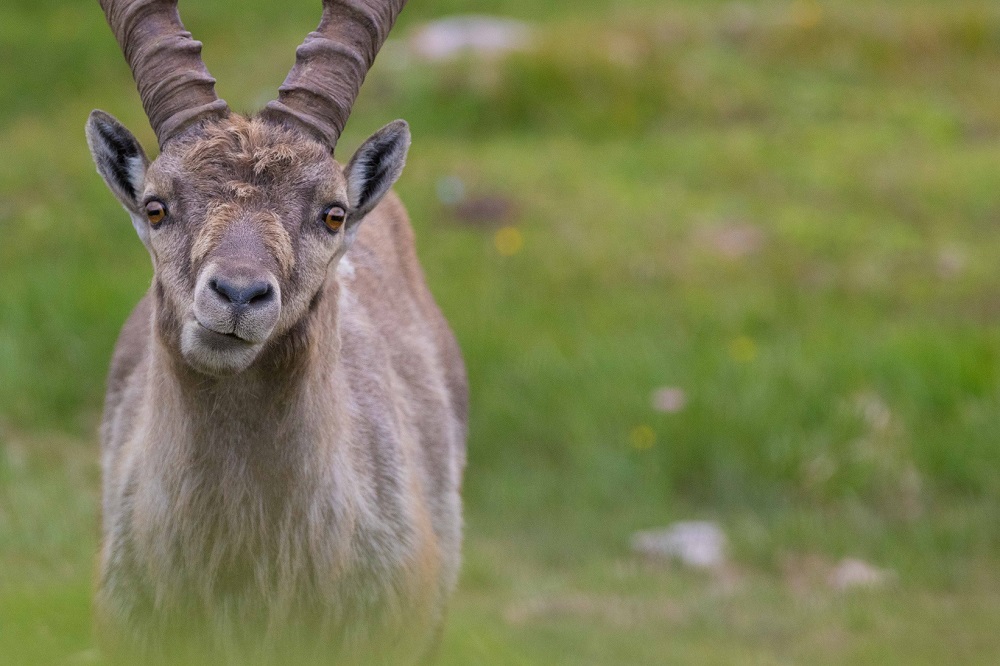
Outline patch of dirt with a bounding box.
[694,221,766,260]
[779,552,896,596]
[451,195,520,227]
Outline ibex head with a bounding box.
[86,0,408,376]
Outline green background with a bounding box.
[2,0,1000,663]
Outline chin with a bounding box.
[180,320,263,377]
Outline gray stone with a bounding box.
[828,557,895,591]
[409,16,535,62]
[631,521,727,569]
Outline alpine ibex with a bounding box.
[85,1,466,663]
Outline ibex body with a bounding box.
[86,1,466,663]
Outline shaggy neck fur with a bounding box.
[106,273,431,663]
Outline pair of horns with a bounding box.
[99,0,406,150]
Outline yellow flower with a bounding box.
[494,226,523,256]
[630,425,656,451]
[728,336,758,363]
[790,0,823,30]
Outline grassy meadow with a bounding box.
[2,0,1000,662]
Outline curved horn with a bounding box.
[262,0,407,151]
[99,0,229,146]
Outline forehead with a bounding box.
[149,115,342,202]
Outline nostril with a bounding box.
[210,277,237,304]
[209,278,228,302]
[247,283,273,305]
[210,277,274,307]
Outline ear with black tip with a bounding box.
[86,110,149,215]
[344,120,411,226]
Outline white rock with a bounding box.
[828,557,895,591]
[651,386,686,413]
[631,521,727,569]
[409,16,535,62]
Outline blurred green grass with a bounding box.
[2,0,1000,663]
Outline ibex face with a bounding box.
[87,112,409,375]
[86,0,409,375]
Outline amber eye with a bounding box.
[145,200,167,225]
[323,205,347,232]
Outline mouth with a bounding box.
[196,321,251,344]
[181,319,263,376]
[193,321,257,350]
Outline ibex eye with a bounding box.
[323,205,347,232]
[145,200,167,225]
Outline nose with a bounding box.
[209,276,274,308]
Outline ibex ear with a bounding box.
[344,120,410,226]
[86,110,149,216]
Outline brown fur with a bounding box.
[192,206,295,274]
[93,113,467,665]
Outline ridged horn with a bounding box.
[262,0,407,152]
[99,0,229,146]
